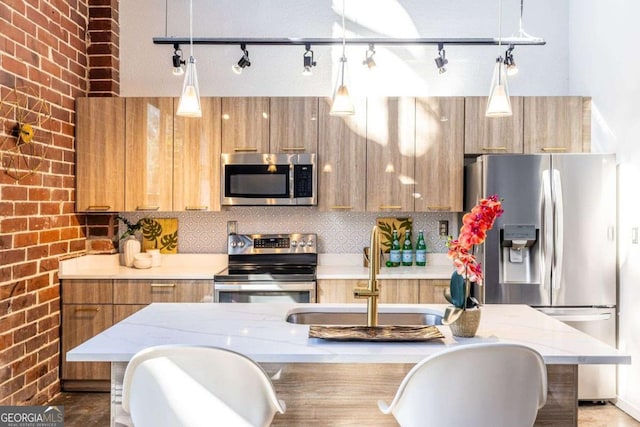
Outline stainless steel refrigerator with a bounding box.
[465,154,617,401]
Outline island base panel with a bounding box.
[109,362,577,427]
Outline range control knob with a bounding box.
[299,240,306,247]
[230,240,237,248]
[238,241,245,248]
[307,239,314,247]
[291,240,297,247]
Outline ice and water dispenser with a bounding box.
[500,225,540,284]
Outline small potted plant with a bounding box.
[115,215,148,267]
[443,195,503,337]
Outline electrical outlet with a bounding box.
[438,220,449,237]
[227,221,237,235]
[632,227,638,245]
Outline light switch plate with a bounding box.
[227,221,238,235]
[438,220,449,237]
[632,227,638,244]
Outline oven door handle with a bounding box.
[214,282,316,292]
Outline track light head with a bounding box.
[302,44,316,76]
[362,44,376,69]
[232,44,251,74]
[504,44,518,76]
[435,43,448,75]
[172,44,185,76]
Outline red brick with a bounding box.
[0,372,24,398]
[0,202,14,216]
[13,261,37,278]
[0,332,13,352]
[2,186,28,201]
[11,12,37,37]
[39,229,60,244]
[12,382,37,404]
[24,333,47,354]
[0,235,12,250]
[27,245,49,260]
[0,218,27,233]
[26,303,49,323]
[40,256,60,271]
[40,203,61,215]
[0,281,25,300]
[26,274,49,292]
[0,248,26,265]
[14,202,39,216]
[13,323,38,345]
[0,311,26,334]
[69,239,85,253]
[28,217,50,230]
[14,232,38,248]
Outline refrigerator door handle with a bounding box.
[541,170,553,291]
[552,169,564,291]
[546,313,611,322]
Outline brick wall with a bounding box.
[0,0,119,405]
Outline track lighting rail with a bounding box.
[153,36,545,47]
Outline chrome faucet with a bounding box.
[354,226,380,327]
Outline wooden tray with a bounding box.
[309,325,444,342]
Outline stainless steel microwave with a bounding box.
[221,153,317,206]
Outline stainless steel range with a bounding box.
[214,233,317,303]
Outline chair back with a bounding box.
[378,342,547,427]
[122,345,285,427]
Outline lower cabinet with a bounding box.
[317,279,446,304]
[61,278,213,390]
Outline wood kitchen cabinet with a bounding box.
[317,279,420,304]
[113,279,213,304]
[317,280,364,303]
[378,279,420,303]
[221,97,270,153]
[269,97,318,153]
[418,279,450,304]
[414,97,465,212]
[464,96,524,154]
[61,280,114,390]
[318,97,367,212]
[366,97,416,212]
[173,97,222,211]
[75,97,125,212]
[524,97,591,153]
[124,97,174,211]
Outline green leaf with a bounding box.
[160,231,178,251]
[450,271,466,309]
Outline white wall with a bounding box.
[120,0,569,97]
[569,0,640,419]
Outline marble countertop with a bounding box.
[67,303,630,366]
[59,253,454,280]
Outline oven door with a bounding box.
[214,282,316,303]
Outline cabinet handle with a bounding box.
[379,205,402,210]
[282,147,305,152]
[136,206,160,211]
[330,205,353,210]
[86,205,111,211]
[427,206,451,211]
[481,147,507,151]
[150,283,176,288]
[185,205,208,211]
[541,147,567,152]
[74,307,99,313]
[233,147,258,152]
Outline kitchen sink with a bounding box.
[285,308,443,326]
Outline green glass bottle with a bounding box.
[389,230,401,267]
[401,230,413,266]
[415,230,427,266]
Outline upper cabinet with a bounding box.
[366,97,415,212]
[76,97,125,212]
[173,97,222,211]
[464,96,524,154]
[221,97,270,153]
[318,97,367,212]
[269,97,318,153]
[414,97,465,212]
[124,98,174,212]
[524,97,590,153]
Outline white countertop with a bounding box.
[67,303,630,366]
[58,253,454,280]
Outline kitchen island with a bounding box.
[67,303,630,426]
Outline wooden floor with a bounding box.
[48,392,639,426]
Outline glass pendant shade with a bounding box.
[486,57,512,117]
[177,56,202,118]
[330,57,355,116]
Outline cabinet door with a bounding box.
[125,98,174,211]
[269,97,318,153]
[464,96,524,154]
[317,280,365,303]
[113,279,213,304]
[379,280,420,304]
[75,97,125,212]
[113,304,147,323]
[524,97,587,153]
[61,279,113,304]
[318,97,367,212]
[173,97,222,211]
[418,279,450,304]
[414,97,465,212]
[221,97,270,153]
[61,304,113,380]
[366,98,415,212]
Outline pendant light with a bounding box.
[485,0,512,118]
[176,0,202,118]
[330,0,355,116]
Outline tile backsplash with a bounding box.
[120,208,459,254]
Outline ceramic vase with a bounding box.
[449,308,481,338]
[123,236,141,268]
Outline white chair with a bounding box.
[121,345,285,427]
[378,342,547,427]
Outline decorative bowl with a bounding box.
[133,253,153,269]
